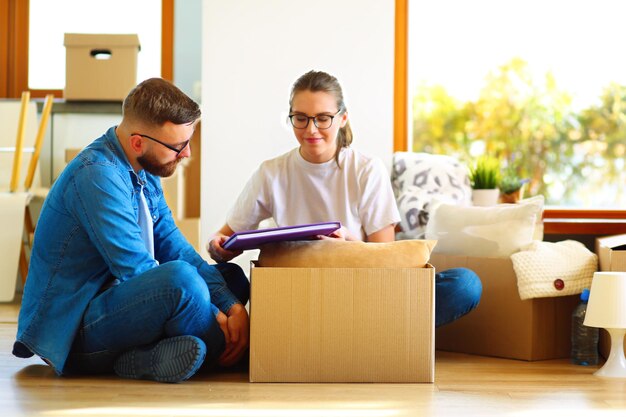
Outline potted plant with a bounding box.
[469,156,500,206]
[499,169,528,203]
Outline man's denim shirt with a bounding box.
[14,127,238,374]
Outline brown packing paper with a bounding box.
[258,239,437,268]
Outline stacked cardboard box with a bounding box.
[64,34,140,101]
[595,235,626,359]
[431,254,579,361]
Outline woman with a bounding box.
[208,70,481,327]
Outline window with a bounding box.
[29,0,161,90]
[1,0,172,98]
[408,0,626,208]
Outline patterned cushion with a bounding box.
[392,152,471,239]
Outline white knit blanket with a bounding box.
[511,240,597,300]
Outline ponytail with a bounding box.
[334,119,353,167]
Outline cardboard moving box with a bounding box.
[249,264,435,383]
[595,234,626,359]
[596,234,626,272]
[431,254,579,361]
[64,33,140,101]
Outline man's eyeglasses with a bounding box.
[288,110,342,130]
[132,133,190,156]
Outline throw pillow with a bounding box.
[392,152,472,239]
[258,239,437,268]
[425,196,544,257]
[518,196,545,241]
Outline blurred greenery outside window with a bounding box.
[409,0,626,208]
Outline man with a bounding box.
[13,78,249,383]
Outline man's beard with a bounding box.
[137,152,181,177]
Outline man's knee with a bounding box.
[150,260,209,302]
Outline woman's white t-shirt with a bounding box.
[226,147,400,241]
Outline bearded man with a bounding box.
[13,78,249,383]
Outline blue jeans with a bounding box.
[435,268,482,328]
[66,261,249,374]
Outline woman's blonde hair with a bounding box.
[289,70,353,167]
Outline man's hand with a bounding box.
[217,303,249,367]
[207,236,242,263]
[216,310,230,343]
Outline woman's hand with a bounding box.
[207,236,242,263]
[317,226,355,241]
[207,224,243,263]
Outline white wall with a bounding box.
[48,114,122,181]
[174,0,202,101]
[200,0,395,264]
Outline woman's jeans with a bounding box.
[435,267,482,327]
[66,261,249,374]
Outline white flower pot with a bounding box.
[472,189,500,206]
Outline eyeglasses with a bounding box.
[288,110,342,130]
[132,133,190,156]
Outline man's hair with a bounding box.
[122,78,201,125]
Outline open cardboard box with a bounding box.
[595,234,626,359]
[249,263,435,383]
[431,253,579,361]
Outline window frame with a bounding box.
[0,0,173,99]
[394,0,626,235]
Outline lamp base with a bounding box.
[595,328,626,378]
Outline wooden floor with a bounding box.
[2,300,625,417]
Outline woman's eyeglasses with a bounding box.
[288,110,341,130]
